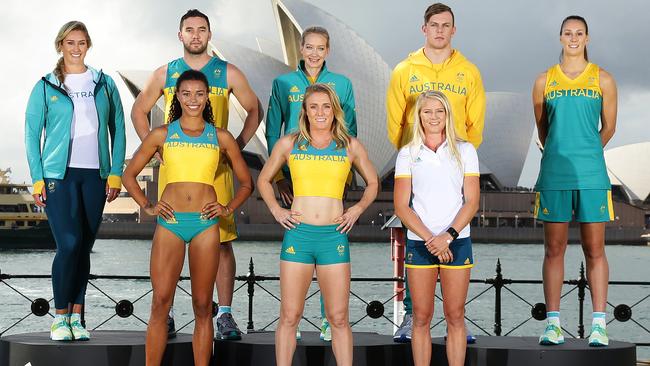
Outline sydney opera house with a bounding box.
[109,0,648,237]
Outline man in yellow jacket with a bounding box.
[387,3,486,343]
[386,3,485,150]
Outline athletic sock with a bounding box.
[70,313,82,323]
[53,313,69,323]
[546,311,561,327]
[168,306,174,318]
[592,312,606,328]
[217,305,232,318]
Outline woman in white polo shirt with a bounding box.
[393,90,480,366]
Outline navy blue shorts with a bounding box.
[405,237,473,269]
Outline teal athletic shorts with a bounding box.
[280,223,350,265]
[535,189,614,223]
[157,212,219,243]
[405,237,473,269]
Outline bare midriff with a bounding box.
[160,182,217,212]
[291,196,344,225]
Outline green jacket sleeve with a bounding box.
[106,76,126,178]
[265,78,284,156]
[24,80,46,184]
[342,79,357,137]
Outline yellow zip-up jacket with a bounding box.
[386,48,485,150]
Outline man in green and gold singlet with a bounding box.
[131,9,261,340]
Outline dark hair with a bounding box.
[424,3,454,25]
[559,15,589,62]
[167,70,214,125]
[179,9,210,31]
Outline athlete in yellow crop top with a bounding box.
[258,84,378,365]
[129,10,262,342]
[123,70,253,366]
[287,140,352,199]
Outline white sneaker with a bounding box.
[319,319,331,342]
[69,314,90,341]
[50,315,72,341]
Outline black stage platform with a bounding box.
[215,332,636,366]
[0,330,193,366]
[0,331,637,366]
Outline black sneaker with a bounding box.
[167,315,177,339]
[215,313,242,340]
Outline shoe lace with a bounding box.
[70,319,83,328]
[403,315,413,327]
[544,324,561,335]
[53,319,68,328]
[220,314,240,332]
[591,324,606,336]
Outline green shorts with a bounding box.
[280,223,350,265]
[157,212,218,243]
[534,189,614,223]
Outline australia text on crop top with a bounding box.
[163,120,220,186]
[287,139,351,199]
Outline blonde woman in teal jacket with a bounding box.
[24,21,125,341]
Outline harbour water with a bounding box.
[1,240,648,359]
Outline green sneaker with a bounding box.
[50,316,72,341]
[539,323,564,345]
[588,324,609,347]
[319,319,331,342]
[69,316,90,341]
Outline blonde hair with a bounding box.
[301,26,330,48]
[408,90,464,170]
[296,83,350,149]
[53,21,92,86]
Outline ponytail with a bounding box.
[53,57,66,87]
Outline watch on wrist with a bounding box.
[446,227,459,240]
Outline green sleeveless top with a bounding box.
[535,63,610,190]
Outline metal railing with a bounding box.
[1,259,648,350]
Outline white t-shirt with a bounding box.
[65,70,100,169]
[394,140,479,241]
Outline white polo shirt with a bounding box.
[394,140,479,241]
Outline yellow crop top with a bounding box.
[163,120,220,186]
[287,139,351,199]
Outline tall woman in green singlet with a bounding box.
[123,70,253,366]
[258,84,378,366]
[532,16,617,347]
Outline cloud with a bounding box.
[3,0,649,185]
[608,89,650,149]
[211,0,277,46]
